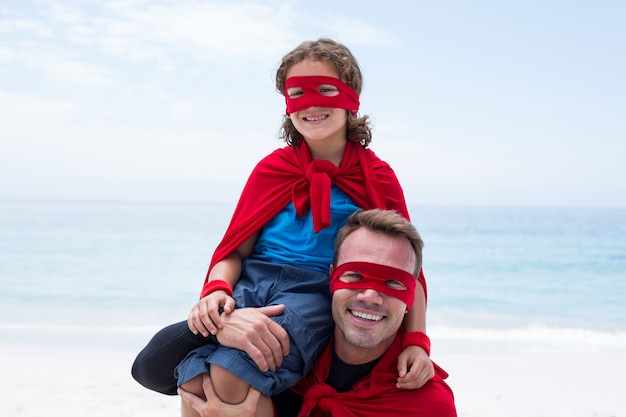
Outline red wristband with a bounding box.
[202,279,233,297]
[402,331,431,356]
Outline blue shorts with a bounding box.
[175,259,333,397]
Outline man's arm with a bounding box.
[178,306,289,417]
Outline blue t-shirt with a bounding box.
[251,185,359,273]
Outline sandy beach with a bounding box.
[3,339,624,417]
[440,350,625,417]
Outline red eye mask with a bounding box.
[284,75,360,115]
[330,261,416,309]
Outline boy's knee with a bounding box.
[180,374,205,398]
[210,363,250,404]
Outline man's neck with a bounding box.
[333,335,394,365]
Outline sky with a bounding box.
[1,0,625,207]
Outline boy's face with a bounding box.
[285,59,349,148]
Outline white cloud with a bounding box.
[0,91,79,127]
[46,2,90,26]
[63,23,100,46]
[309,16,398,47]
[0,17,55,38]
[2,1,397,86]
[41,59,115,86]
[0,1,302,89]
[140,2,297,57]
[41,0,298,64]
[169,101,196,122]
[0,46,14,62]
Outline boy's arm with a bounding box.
[403,281,426,333]
[206,231,259,287]
[397,279,434,389]
[188,232,259,337]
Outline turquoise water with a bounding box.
[413,206,626,331]
[1,201,625,351]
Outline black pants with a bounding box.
[131,320,215,395]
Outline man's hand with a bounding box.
[396,345,434,389]
[216,304,290,372]
[178,374,261,417]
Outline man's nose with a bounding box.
[356,288,384,304]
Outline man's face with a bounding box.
[331,228,416,361]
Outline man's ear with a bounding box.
[329,264,335,275]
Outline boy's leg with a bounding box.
[179,372,275,417]
[132,320,213,394]
[210,363,250,404]
[257,395,275,417]
[209,365,274,417]
[180,374,204,417]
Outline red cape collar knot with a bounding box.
[285,75,360,115]
[292,159,340,232]
[330,261,416,309]
[298,383,340,416]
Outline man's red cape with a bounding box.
[201,141,410,297]
[292,332,457,417]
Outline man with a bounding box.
[179,209,456,416]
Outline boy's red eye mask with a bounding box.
[330,261,416,309]
[284,75,360,115]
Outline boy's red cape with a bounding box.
[200,141,410,297]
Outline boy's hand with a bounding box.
[187,291,235,337]
[396,345,434,389]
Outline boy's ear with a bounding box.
[329,264,335,275]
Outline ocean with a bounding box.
[1,201,625,353]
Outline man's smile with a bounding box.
[349,309,384,322]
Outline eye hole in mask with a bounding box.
[287,83,339,99]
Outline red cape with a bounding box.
[201,141,409,297]
[293,332,456,417]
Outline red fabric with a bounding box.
[402,331,431,356]
[285,76,360,115]
[293,331,456,417]
[200,141,409,298]
[330,262,416,310]
[201,279,233,297]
